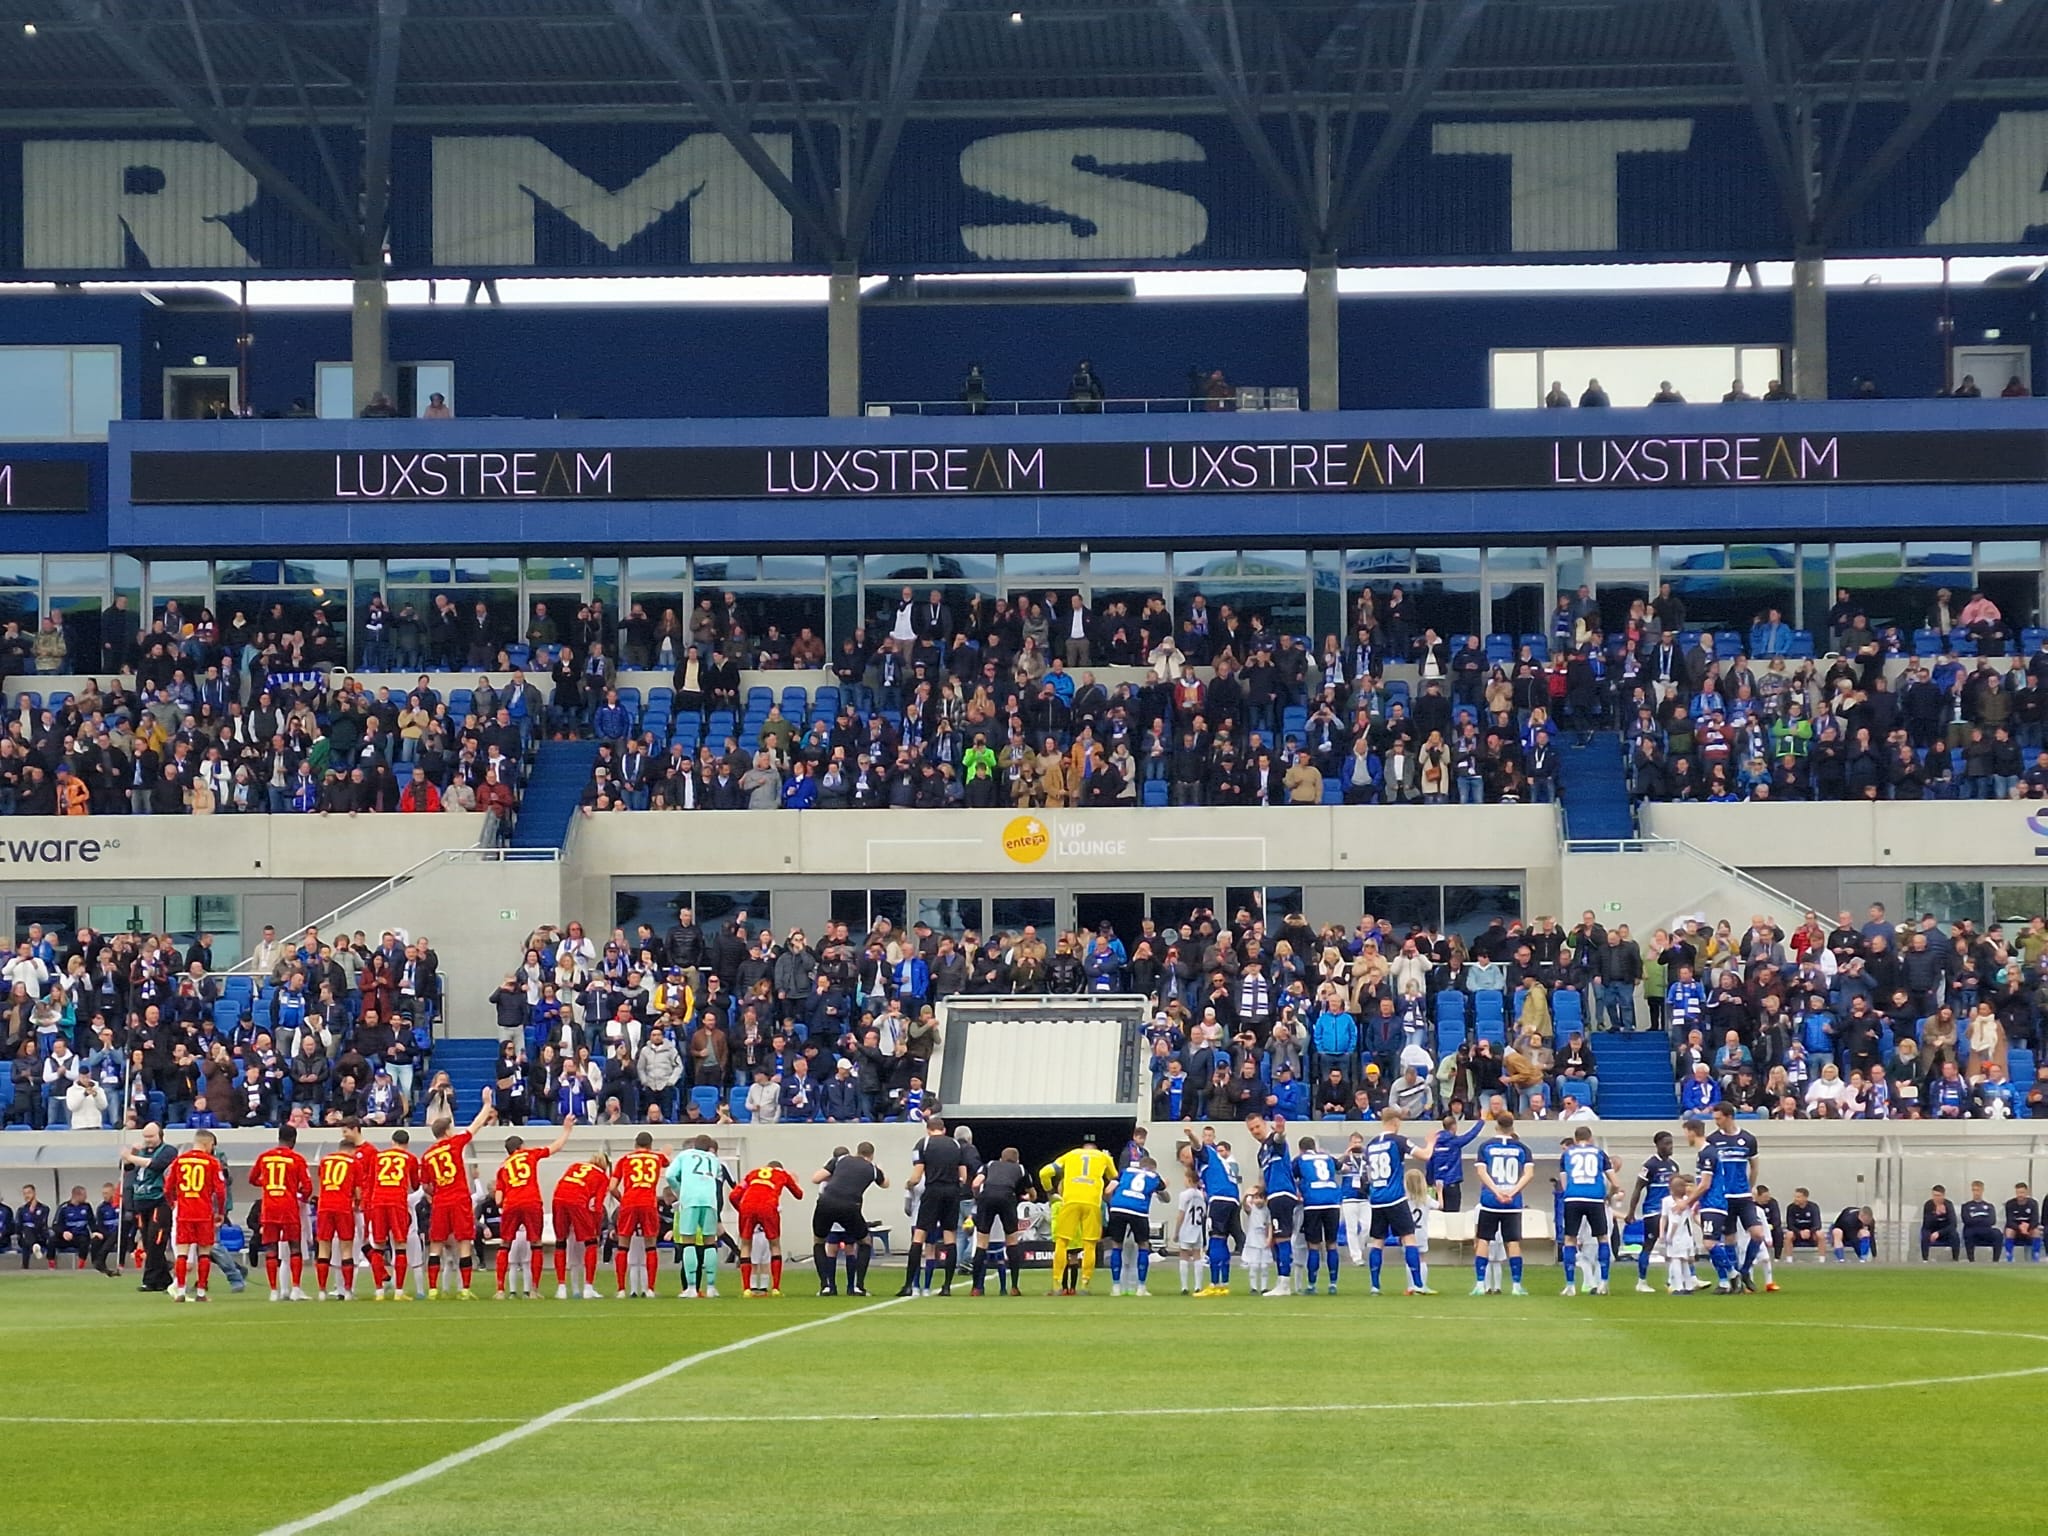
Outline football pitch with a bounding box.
[5,1264,2043,1536]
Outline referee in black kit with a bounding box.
[811,1142,887,1296]
[900,1114,968,1298]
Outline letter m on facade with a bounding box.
[430,135,793,267]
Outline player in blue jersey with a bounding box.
[1292,1136,1344,1294]
[1183,1128,1244,1295]
[1708,1102,1773,1291]
[1104,1157,1167,1297]
[1360,1110,1434,1295]
[1556,1126,1617,1296]
[1470,1111,1533,1296]
[1245,1113,1301,1297]
[1626,1130,1679,1294]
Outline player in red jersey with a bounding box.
[610,1131,671,1297]
[166,1130,227,1303]
[492,1116,575,1298]
[550,1153,611,1299]
[364,1129,422,1301]
[422,1098,498,1299]
[248,1124,314,1301]
[313,1118,376,1299]
[734,1162,806,1296]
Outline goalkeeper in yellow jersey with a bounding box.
[1039,1133,1116,1295]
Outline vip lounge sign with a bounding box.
[1000,815,1127,865]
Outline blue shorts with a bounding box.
[1700,1209,1729,1242]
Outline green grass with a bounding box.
[5,1261,2046,1535]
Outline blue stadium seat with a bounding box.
[1949,628,1977,657]
[1472,988,1505,1017]
[1520,633,1548,659]
[1320,779,1343,805]
[46,1097,69,1130]
[2024,628,2048,655]
[213,999,241,1031]
[1141,780,1169,806]
[746,686,774,712]
[648,687,673,706]
[507,644,531,669]
[1913,628,1942,657]
[689,1087,721,1122]
[1474,1014,1505,1046]
[617,686,641,712]
[780,686,808,713]
[222,975,254,1005]
[813,687,840,716]
[727,1086,752,1123]
[1485,633,1513,664]
[1436,1021,1467,1056]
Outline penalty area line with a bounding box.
[251,1296,912,1536]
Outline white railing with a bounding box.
[1562,833,1814,917]
[867,395,1277,416]
[216,846,559,974]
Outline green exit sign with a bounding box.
[499,909,517,920]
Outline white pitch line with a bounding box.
[571,1363,2048,1426]
[250,1296,911,1536]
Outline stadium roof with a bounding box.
[9,0,2048,125]
[7,1,2048,267]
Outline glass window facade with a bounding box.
[0,542,2038,672]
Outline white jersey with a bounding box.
[1174,1188,1208,1248]
[1408,1194,1439,1256]
[1658,1195,1701,1260]
[1241,1201,1273,1257]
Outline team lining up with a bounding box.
[137,1091,1808,1303]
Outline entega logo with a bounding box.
[1000,816,1050,864]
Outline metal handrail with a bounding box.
[1562,833,1813,916]
[216,846,560,974]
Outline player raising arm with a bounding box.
[166,1131,228,1303]
[1360,1109,1436,1296]
[365,1130,422,1301]
[1103,1156,1168,1297]
[1557,1126,1618,1297]
[248,1125,313,1302]
[494,1116,574,1299]
[422,1096,498,1299]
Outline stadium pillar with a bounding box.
[1791,248,1827,401]
[1307,256,1340,411]
[351,269,394,416]
[828,264,861,417]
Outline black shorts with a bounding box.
[813,1200,869,1244]
[1563,1199,1610,1241]
[1104,1210,1151,1248]
[1439,1184,1463,1213]
[1368,1203,1416,1242]
[1265,1193,1299,1240]
[1475,1209,1522,1244]
[916,1187,962,1236]
[1207,1199,1245,1248]
[1640,1213,1663,1248]
[1964,1227,2000,1247]
[1790,1230,1820,1248]
[1726,1196,1761,1230]
[1301,1207,1340,1244]
[1700,1209,1728,1242]
[974,1195,1019,1241]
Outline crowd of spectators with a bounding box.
[467,898,2048,1132]
[1623,587,2048,803]
[2,921,443,1133]
[1651,905,2042,1120]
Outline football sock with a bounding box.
[1049,1239,1068,1284]
[430,1258,443,1292]
[1078,1243,1096,1286]
[266,1255,280,1289]
[1474,1253,1489,1284]
[644,1244,658,1291]
[174,1256,188,1290]
[1832,1242,1845,1263]
[529,1244,543,1289]
[198,1256,212,1290]
[1741,1236,1762,1276]
[1368,1248,1383,1289]
[1561,1244,1578,1285]
[1108,1246,1123,1283]
[1005,1243,1022,1288]
[1509,1256,1524,1284]
[1637,1245,1652,1281]
[1207,1235,1229,1285]
[1328,1250,1340,1286]
[339,1259,354,1294]
[458,1259,473,1291]
[814,1246,835,1289]
[904,1241,924,1285]
[1275,1239,1293,1279]
[1404,1247,1424,1287]
[496,1250,510,1291]
[1857,1235,1873,1259]
[554,1244,568,1284]
[1134,1247,1149,1284]
[1596,1242,1612,1284]
[1179,1258,1194,1290]
[367,1251,388,1288]
[971,1247,988,1290]
[582,1243,598,1286]
[770,1257,783,1289]
[316,1260,330,1291]
[1307,1250,1321,1287]
[679,1246,698,1287]
[701,1245,718,1287]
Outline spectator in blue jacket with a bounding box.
[592,690,631,745]
[1425,1113,1483,1210]
[1749,609,1794,656]
[1680,1060,1719,1114]
[892,948,930,1011]
[1269,1066,1309,1120]
[779,1057,821,1122]
[1310,992,1358,1079]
